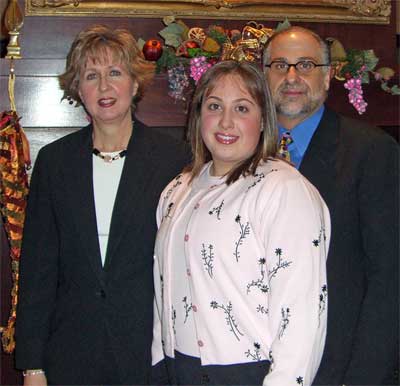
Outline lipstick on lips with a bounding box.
[215,132,239,145]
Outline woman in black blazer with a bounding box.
[15,24,189,385]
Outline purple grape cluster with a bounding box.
[344,76,368,115]
[190,56,212,84]
[167,64,190,101]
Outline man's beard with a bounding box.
[274,83,326,120]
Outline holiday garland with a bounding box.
[329,38,399,113]
[139,18,399,114]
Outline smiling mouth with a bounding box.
[98,98,116,107]
[281,89,305,97]
[279,84,307,97]
[215,133,239,144]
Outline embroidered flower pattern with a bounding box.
[246,168,279,192]
[313,225,327,247]
[182,296,193,324]
[268,248,292,284]
[171,306,177,337]
[164,202,174,220]
[318,284,328,326]
[201,243,214,278]
[268,350,275,372]
[234,215,250,262]
[245,342,263,361]
[246,257,269,294]
[208,200,224,220]
[210,300,243,341]
[296,376,304,385]
[256,304,269,315]
[246,172,265,192]
[278,307,291,339]
[164,174,183,200]
[160,274,164,299]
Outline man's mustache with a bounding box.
[278,82,308,93]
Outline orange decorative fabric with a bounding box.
[0,110,30,353]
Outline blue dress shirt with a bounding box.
[278,106,325,169]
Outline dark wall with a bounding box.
[0,3,399,132]
[0,1,399,384]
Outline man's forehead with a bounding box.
[269,31,322,60]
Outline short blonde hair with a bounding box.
[186,60,278,185]
[59,24,155,109]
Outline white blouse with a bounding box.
[92,153,125,266]
[152,159,331,386]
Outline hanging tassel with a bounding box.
[0,37,31,353]
[8,61,16,112]
[0,111,30,353]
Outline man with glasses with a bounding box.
[264,26,398,385]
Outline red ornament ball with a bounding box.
[142,39,163,61]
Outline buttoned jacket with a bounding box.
[301,108,399,385]
[15,120,190,384]
[153,159,331,386]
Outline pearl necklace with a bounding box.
[92,148,127,163]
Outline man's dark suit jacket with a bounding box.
[300,108,399,385]
[15,120,190,384]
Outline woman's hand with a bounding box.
[23,371,47,386]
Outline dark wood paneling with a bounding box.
[0,68,188,127]
[19,12,397,63]
[24,127,79,166]
[0,75,87,127]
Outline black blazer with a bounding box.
[15,120,190,384]
[300,108,399,385]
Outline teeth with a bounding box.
[98,98,115,106]
[217,134,235,140]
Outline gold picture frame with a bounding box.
[26,0,391,24]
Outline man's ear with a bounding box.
[325,66,333,91]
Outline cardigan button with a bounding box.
[197,340,204,347]
[194,203,200,209]
[184,234,189,242]
[192,305,197,312]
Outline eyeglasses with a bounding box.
[265,60,330,75]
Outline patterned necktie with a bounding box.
[277,132,293,162]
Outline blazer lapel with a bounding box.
[65,126,104,283]
[300,108,339,206]
[104,121,157,269]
